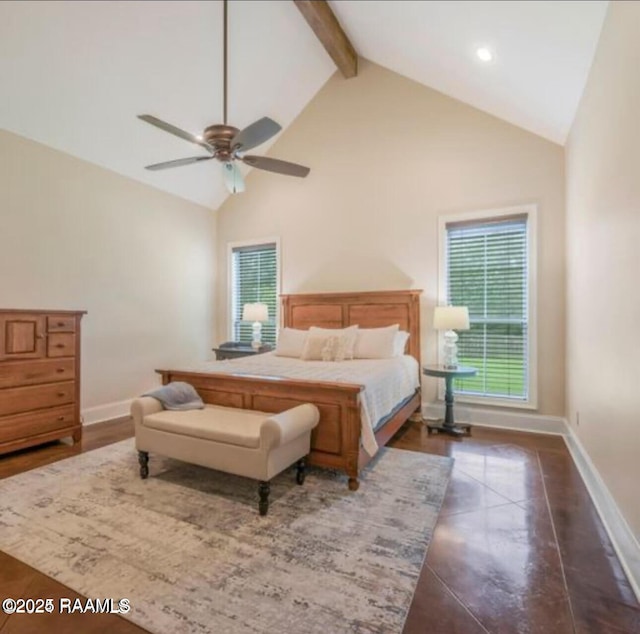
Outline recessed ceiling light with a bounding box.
[476,47,494,63]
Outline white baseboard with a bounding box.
[564,425,640,601]
[422,401,566,435]
[82,399,133,425]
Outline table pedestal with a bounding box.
[426,374,472,437]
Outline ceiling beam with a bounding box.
[294,0,357,78]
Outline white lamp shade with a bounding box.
[433,306,470,331]
[242,302,269,322]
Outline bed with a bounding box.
[156,290,422,490]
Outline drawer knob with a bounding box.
[57,322,64,327]
[55,343,65,348]
[57,416,65,421]
[57,392,65,397]
[56,368,65,373]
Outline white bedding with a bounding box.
[174,353,420,457]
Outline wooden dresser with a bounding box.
[0,309,86,455]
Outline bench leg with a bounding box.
[295,458,306,485]
[258,481,270,516]
[138,451,149,479]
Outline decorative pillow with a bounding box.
[353,324,400,359]
[393,330,410,356]
[301,332,353,362]
[301,334,335,361]
[309,325,358,360]
[274,328,308,358]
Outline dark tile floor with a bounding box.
[393,422,640,634]
[0,418,638,633]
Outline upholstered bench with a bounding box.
[131,398,320,515]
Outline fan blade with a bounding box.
[242,155,310,178]
[222,162,245,194]
[231,117,281,152]
[145,156,214,171]
[138,115,213,152]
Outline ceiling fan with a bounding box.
[137,0,310,194]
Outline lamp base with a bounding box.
[442,329,459,369]
[251,322,262,349]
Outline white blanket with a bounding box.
[174,353,420,457]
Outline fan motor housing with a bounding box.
[204,124,239,161]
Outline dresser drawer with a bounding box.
[0,381,75,417]
[47,333,75,357]
[47,316,76,333]
[0,359,75,389]
[0,405,76,444]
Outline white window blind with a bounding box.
[446,214,529,401]
[231,242,278,344]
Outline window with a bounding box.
[440,206,536,407]
[229,240,279,345]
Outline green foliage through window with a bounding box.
[231,243,278,344]
[446,215,529,401]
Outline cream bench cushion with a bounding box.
[132,397,320,515]
[143,406,268,449]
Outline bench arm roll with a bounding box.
[260,404,320,450]
[131,396,164,427]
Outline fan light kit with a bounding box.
[138,0,310,194]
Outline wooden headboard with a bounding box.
[281,290,422,364]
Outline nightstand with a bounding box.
[212,341,274,360]
[422,364,477,437]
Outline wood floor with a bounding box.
[0,418,639,633]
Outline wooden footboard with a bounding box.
[156,368,420,490]
[156,369,366,486]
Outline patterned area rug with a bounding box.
[0,439,452,634]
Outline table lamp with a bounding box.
[242,302,269,349]
[433,306,470,369]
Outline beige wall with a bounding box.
[216,60,566,414]
[566,2,640,538]
[0,129,215,416]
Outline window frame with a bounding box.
[227,237,281,344]
[437,204,538,409]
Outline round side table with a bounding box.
[422,364,477,437]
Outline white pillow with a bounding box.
[394,330,410,356]
[274,328,308,358]
[309,325,358,360]
[353,324,400,359]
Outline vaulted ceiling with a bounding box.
[332,1,608,144]
[0,1,608,210]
